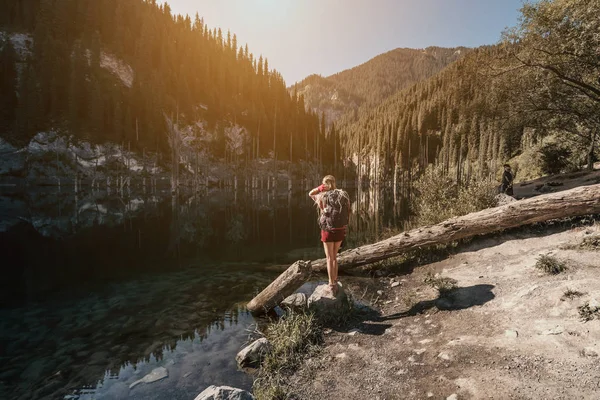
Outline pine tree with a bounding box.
[0,39,18,133]
[16,61,40,142]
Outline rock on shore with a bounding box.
[235,338,272,369]
[307,282,348,318]
[194,385,254,400]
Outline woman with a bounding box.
[309,175,350,295]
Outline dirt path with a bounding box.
[290,224,600,399]
[513,169,600,199]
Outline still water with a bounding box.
[0,183,409,400]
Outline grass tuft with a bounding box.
[401,290,418,309]
[535,255,567,275]
[579,235,600,251]
[253,311,323,400]
[561,288,584,301]
[424,272,458,297]
[578,302,600,322]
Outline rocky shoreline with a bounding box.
[0,132,330,194]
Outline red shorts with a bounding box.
[321,227,346,242]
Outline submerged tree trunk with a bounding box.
[308,184,600,271]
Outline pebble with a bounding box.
[505,329,519,338]
[391,282,400,288]
[334,353,347,359]
[447,394,458,400]
[377,290,384,296]
[582,347,598,357]
[540,326,564,335]
[438,352,451,360]
[348,329,360,336]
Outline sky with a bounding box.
[167,0,525,85]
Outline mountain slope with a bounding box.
[292,47,469,124]
[333,44,523,184]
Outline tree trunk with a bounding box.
[247,260,312,314]
[587,130,596,171]
[308,184,600,272]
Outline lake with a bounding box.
[0,182,410,400]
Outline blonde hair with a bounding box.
[322,175,336,191]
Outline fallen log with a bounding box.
[247,260,312,314]
[309,183,600,272]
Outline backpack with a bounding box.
[318,189,350,231]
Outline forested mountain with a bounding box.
[336,45,509,185]
[0,0,338,173]
[291,47,469,124]
[337,0,600,185]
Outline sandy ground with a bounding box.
[289,222,600,400]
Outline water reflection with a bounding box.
[0,183,410,400]
[0,264,274,399]
[74,316,256,400]
[348,185,411,247]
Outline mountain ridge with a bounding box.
[291,46,470,125]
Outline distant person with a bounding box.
[500,164,514,196]
[309,175,350,295]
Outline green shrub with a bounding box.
[506,148,542,182]
[539,143,572,175]
[411,168,497,227]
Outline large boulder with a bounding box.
[307,282,349,319]
[235,338,272,369]
[194,385,255,400]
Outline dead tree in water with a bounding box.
[165,115,182,194]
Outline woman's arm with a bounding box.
[308,184,326,201]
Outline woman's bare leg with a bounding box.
[332,240,342,284]
[323,241,336,287]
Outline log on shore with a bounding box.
[247,260,312,314]
[310,183,600,272]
